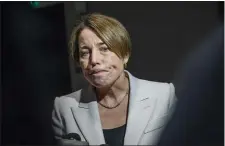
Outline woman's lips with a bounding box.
[90,70,108,75]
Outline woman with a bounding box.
[52,13,177,146]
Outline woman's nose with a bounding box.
[90,50,101,65]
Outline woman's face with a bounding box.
[78,28,127,88]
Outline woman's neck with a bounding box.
[96,71,129,103]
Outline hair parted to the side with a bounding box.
[69,13,132,68]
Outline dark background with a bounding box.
[1,1,224,145]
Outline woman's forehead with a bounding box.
[78,28,104,46]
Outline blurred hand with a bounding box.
[57,139,89,146]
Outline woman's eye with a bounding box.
[80,52,89,57]
[100,47,109,52]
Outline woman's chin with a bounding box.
[91,81,109,88]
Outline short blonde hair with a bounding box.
[69,13,132,67]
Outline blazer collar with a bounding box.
[71,85,105,145]
[71,70,155,145]
[124,70,156,145]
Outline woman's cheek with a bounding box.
[79,60,88,69]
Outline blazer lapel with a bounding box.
[71,86,105,145]
[124,71,157,145]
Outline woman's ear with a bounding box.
[123,56,129,64]
[75,60,82,73]
[77,61,81,67]
[123,56,129,68]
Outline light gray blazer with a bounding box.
[52,71,177,145]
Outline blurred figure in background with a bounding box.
[158,23,224,146]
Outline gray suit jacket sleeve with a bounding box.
[52,97,64,140]
[52,97,89,146]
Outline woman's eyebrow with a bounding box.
[79,42,106,50]
[96,42,106,46]
[80,45,90,50]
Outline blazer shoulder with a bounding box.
[137,79,177,117]
[137,79,176,106]
[54,89,83,111]
[138,79,175,95]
